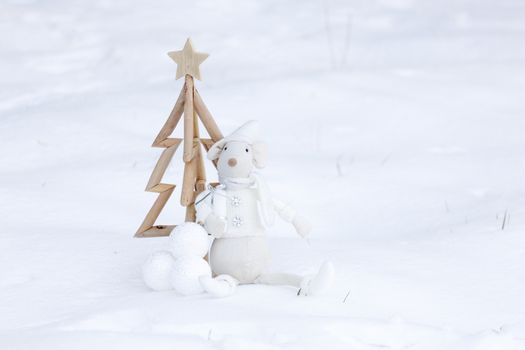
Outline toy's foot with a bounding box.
[298,261,335,296]
[199,274,238,298]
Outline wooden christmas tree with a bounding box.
[135,38,223,238]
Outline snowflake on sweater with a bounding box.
[232,216,243,227]
[231,196,241,207]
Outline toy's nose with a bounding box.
[228,158,237,167]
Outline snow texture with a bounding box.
[1,0,525,349]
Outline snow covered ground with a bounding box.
[1,0,525,348]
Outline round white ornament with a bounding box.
[169,222,209,258]
[142,251,176,291]
[170,256,211,295]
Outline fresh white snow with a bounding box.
[1,0,525,349]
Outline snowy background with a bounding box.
[1,0,525,348]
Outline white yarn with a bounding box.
[169,222,209,258]
[170,256,211,295]
[142,251,176,291]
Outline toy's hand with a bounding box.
[205,213,227,238]
[292,215,312,238]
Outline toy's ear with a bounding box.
[252,142,267,169]
[207,139,227,161]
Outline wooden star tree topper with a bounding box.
[168,38,209,80]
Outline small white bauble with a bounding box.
[169,222,209,258]
[170,256,211,296]
[142,251,176,291]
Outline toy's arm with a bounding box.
[273,199,312,238]
[195,190,212,223]
[195,190,226,238]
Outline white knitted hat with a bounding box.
[224,120,260,144]
[207,120,261,160]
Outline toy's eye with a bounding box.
[245,148,249,152]
[224,146,228,151]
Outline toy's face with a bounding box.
[207,122,267,180]
[216,141,254,179]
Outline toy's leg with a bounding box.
[255,273,303,287]
[298,261,335,296]
[256,261,335,296]
[199,274,239,298]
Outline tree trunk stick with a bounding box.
[196,144,206,183]
[183,75,195,162]
[192,107,206,182]
[185,204,196,222]
[180,144,199,206]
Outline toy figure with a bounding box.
[196,121,334,297]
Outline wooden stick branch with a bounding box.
[157,137,183,148]
[149,183,175,193]
[194,89,223,142]
[200,138,218,168]
[183,75,195,162]
[199,138,214,151]
[145,140,181,191]
[135,185,175,236]
[139,225,176,238]
[152,87,185,147]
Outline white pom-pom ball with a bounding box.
[169,222,209,258]
[170,256,211,295]
[142,251,176,291]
